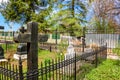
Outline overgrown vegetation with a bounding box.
[112,42,120,56]
[85,59,120,80]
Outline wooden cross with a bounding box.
[14,22,38,80]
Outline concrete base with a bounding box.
[0,59,7,62]
[107,54,119,60]
[14,54,27,60]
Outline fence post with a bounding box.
[74,53,76,80]
[50,46,52,52]
[95,49,98,68]
[5,33,8,52]
[55,29,58,50]
[82,27,86,52]
[19,57,23,80]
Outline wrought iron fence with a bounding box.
[0,45,107,80]
[0,62,19,80]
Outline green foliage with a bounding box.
[0,0,39,23]
[0,0,88,34]
[0,43,18,51]
[77,62,95,80]
[47,0,87,36]
[112,41,120,56]
[90,18,115,33]
[85,59,120,80]
[0,0,53,31]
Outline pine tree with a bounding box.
[48,0,87,36]
[0,0,55,32]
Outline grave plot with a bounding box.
[0,46,7,62]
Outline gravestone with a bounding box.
[14,22,49,80]
[65,40,75,59]
[13,43,27,60]
[0,46,4,59]
[0,46,7,62]
[14,22,39,80]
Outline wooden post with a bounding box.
[27,22,38,80]
[55,29,57,50]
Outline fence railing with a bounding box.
[0,45,107,80]
[0,62,19,80]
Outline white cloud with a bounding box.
[0,0,8,3]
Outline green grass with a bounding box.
[85,59,120,80]
[112,42,120,56]
[38,49,58,61]
[112,48,120,56]
[77,62,95,80]
[0,43,18,51]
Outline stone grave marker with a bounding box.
[0,46,4,59]
[65,39,75,59]
[0,46,7,62]
[13,43,27,60]
[14,22,39,80]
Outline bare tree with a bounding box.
[93,0,120,29]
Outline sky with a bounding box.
[0,13,21,31]
[0,0,21,31]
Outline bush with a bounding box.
[85,59,120,80]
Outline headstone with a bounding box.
[13,22,38,80]
[0,46,4,59]
[13,43,27,60]
[0,46,7,62]
[65,41,75,59]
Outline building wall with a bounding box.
[86,34,120,48]
[0,31,13,40]
[47,34,62,43]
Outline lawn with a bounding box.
[2,43,120,79]
[0,43,60,72]
[85,59,120,80]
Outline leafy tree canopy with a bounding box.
[0,0,88,35]
[47,0,87,36]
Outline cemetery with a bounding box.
[0,0,120,80]
[0,22,119,80]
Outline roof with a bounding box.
[0,26,4,29]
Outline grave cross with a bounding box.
[14,27,48,43]
[14,22,38,80]
[19,26,26,33]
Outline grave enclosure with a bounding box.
[1,21,119,80]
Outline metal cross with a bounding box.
[19,27,26,33]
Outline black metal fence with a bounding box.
[0,62,19,80]
[0,44,107,80]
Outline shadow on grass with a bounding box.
[76,58,106,80]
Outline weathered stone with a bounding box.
[13,54,27,60]
[14,22,39,80]
[0,46,4,59]
[16,43,27,55]
[14,33,31,43]
[14,33,48,43]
